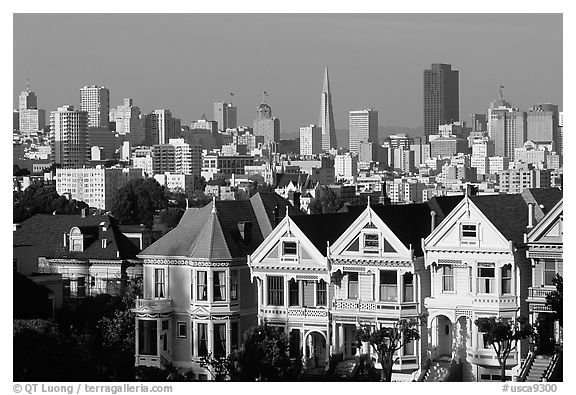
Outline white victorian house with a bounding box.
[423,189,562,381]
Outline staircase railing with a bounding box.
[518,351,535,382]
[415,357,432,382]
[543,351,562,382]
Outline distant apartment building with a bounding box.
[50,105,89,168]
[87,126,117,160]
[335,153,358,183]
[115,98,144,145]
[471,137,495,157]
[386,178,425,204]
[527,103,559,153]
[56,166,144,210]
[499,166,552,194]
[231,128,263,153]
[359,141,387,165]
[429,136,468,158]
[18,88,46,137]
[349,109,378,154]
[153,173,195,195]
[409,138,431,168]
[438,122,471,139]
[80,85,110,128]
[488,96,527,159]
[514,140,548,165]
[152,139,201,176]
[131,147,153,176]
[201,154,255,180]
[299,124,322,156]
[393,147,415,174]
[487,156,509,175]
[142,110,181,145]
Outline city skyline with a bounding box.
[13,14,562,135]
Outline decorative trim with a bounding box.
[143,258,244,267]
[331,258,412,267]
[135,312,173,319]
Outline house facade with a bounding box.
[13,212,142,298]
[422,189,562,381]
[248,197,461,376]
[526,199,563,354]
[133,193,297,379]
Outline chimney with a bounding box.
[81,208,86,218]
[527,203,534,228]
[430,210,437,232]
[293,192,301,211]
[101,238,107,248]
[63,233,68,247]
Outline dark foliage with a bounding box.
[308,186,343,214]
[546,274,563,327]
[111,178,168,227]
[13,185,89,223]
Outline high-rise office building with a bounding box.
[488,95,527,159]
[80,86,110,128]
[423,63,459,140]
[214,102,237,132]
[253,102,280,144]
[50,105,89,168]
[349,109,378,154]
[299,124,322,156]
[142,109,181,145]
[527,103,559,152]
[152,138,201,176]
[18,88,46,137]
[319,66,337,151]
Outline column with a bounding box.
[284,278,290,308]
[227,321,232,356]
[338,324,345,354]
[263,276,268,306]
[257,278,262,308]
[156,320,161,357]
[208,321,214,356]
[298,280,304,307]
[207,268,213,303]
[332,321,338,353]
[193,320,198,357]
[313,281,318,306]
[398,270,403,303]
[226,269,232,302]
[135,318,140,358]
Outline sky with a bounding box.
[13,13,562,136]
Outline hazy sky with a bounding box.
[13,13,562,135]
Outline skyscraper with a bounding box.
[115,98,144,145]
[488,95,527,160]
[348,109,378,154]
[80,85,110,128]
[253,101,280,144]
[423,63,459,140]
[319,66,337,151]
[50,105,89,168]
[18,87,46,137]
[214,102,237,132]
[299,124,322,156]
[142,109,182,145]
[527,103,559,152]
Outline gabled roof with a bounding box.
[250,192,302,237]
[13,214,140,260]
[139,193,295,261]
[527,198,563,244]
[521,188,563,221]
[274,173,311,189]
[427,195,464,224]
[290,212,359,254]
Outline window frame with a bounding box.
[316,279,327,306]
[230,269,239,301]
[477,263,495,294]
[363,232,380,253]
[197,271,207,301]
[197,322,208,357]
[501,264,512,295]
[543,260,556,286]
[440,265,455,293]
[282,240,298,256]
[268,276,284,306]
[177,322,187,339]
[347,272,359,299]
[379,270,398,302]
[213,270,227,302]
[154,268,165,298]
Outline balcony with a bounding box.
[287,306,328,320]
[134,298,173,314]
[528,287,554,300]
[332,299,419,317]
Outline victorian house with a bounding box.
[13,211,141,298]
[422,188,562,381]
[526,198,563,354]
[247,197,461,378]
[133,193,297,379]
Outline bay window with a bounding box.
[501,265,512,295]
[154,269,165,298]
[402,272,414,302]
[289,279,299,306]
[477,263,495,294]
[213,270,226,301]
[441,265,454,292]
[380,270,397,302]
[317,280,327,306]
[198,323,208,356]
[347,272,358,299]
[268,276,284,306]
[197,271,207,301]
[230,270,238,301]
[214,323,227,358]
[544,260,556,286]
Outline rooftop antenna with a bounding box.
[499,85,505,101]
[229,92,234,104]
[262,91,268,104]
[26,77,30,91]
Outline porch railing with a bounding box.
[518,351,535,382]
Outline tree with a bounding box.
[474,316,533,382]
[355,318,421,382]
[234,324,292,381]
[111,178,167,227]
[13,184,89,223]
[546,274,563,327]
[198,352,235,381]
[308,186,343,214]
[158,207,185,230]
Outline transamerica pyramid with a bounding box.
[319,66,337,151]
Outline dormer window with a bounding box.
[363,233,379,253]
[69,227,84,252]
[282,241,297,256]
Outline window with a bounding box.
[198,323,208,356]
[468,267,473,293]
[364,233,379,253]
[403,272,414,302]
[230,270,238,301]
[71,237,83,252]
[268,276,284,306]
[213,271,226,301]
[501,265,512,295]
[289,279,299,306]
[63,279,71,297]
[214,323,227,358]
[154,269,165,298]
[441,266,454,292]
[477,264,495,294]
[461,224,477,238]
[544,260,556,286]
[161,320,169,330]
[177,322,187,338]
[404,338,415,356]
[197,271,207,301]
[283,241,297,256]
[138,320,158,356]
[380,270,397,301]
[317,280,327,306]
[347,272,358,299]
[77,277,86,297]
